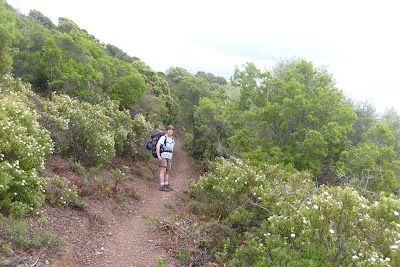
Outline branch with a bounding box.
[248,199,272,214]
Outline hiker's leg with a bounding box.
[164,169,169,184]
[159,167,167,184]
[164,159,174,191]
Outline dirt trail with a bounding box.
[89,137,190,267]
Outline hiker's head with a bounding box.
[166,125,174,136]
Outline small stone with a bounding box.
[108,232,113,236]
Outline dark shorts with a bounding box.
[159,158,172,170]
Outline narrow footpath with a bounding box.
[86,138,191,266]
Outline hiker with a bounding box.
[157,125,175,192]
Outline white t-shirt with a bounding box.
[158,135,175,159]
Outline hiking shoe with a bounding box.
[165,184,174,191]
[159,185,172,192]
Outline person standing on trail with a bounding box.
[157,125,175,192]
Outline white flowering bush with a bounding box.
[0,76,53,215]
[107,108,152,158]
[50,95,115,165]
[189,157,400,266]
[38,94,152,165]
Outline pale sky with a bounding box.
[7,0,400,114]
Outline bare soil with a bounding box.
[20,137,194,267]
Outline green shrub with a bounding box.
[189,157,400,266]
[110,166,129,193]
[39,94,116,165]
[69,159,85,175]
[0,76,53,214]
[37,93,152,165]
[44,175,78,206]
[3,217,62,250]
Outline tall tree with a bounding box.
[230,60,357,182]
[382,107,400,160]
[347,100,379,146]
[28,9,55,29]
[337,123,399,193]
[0,0,23,75]
[110,72,146,110]
[231,62,269,109]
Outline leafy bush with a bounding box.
[0,75,53,214]
[189,157,400,266]
[44,175,79,207]
[38,93,115,165]
[36,93,152,165]
[1,216,62,252]
[114,112,152,158]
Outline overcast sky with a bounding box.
[7,0,400,114]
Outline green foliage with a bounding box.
[166,67,227,131]
[347,100,379,146]
[1,217,62,251]
[382,108,400,160]
[36,92,151,164]
[206,60,357,184]
[3,4,400,265]
[69,159,86,175]
[141,166,154,181]
[39,93,115,165]
[193,97,232,160]
[154,255,168,267]
[0,76,53,214]
[28,9,55,29]
[231,62,269,109]
[132,60,170,96]
[44,175,79,206]
[189,157,400,266]
[337,142,399,193]
[110,72,146,109]
[337,123,400,193]
[2,3,171,113]
[0,1,23,75]
[110,166,129,193]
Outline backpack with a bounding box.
[146,130,165,158]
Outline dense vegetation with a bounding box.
[2,0,400,265]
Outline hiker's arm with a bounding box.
[156,142,162,160]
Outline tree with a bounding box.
[105,44,139,62]
[382,107,400,160]
[43,37,63,95]
[28,9,55,29]
[196,71,227,85]
[110,72,146,110]
[231,62,269,109]
[337,123,399,193]
[132,60,170,96]
[0,1,23,74]
[347,100,379,146]
[230,60,356,181]
[193,97,231,160]
[56,17,81,34]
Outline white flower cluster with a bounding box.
[1,75,53,211]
